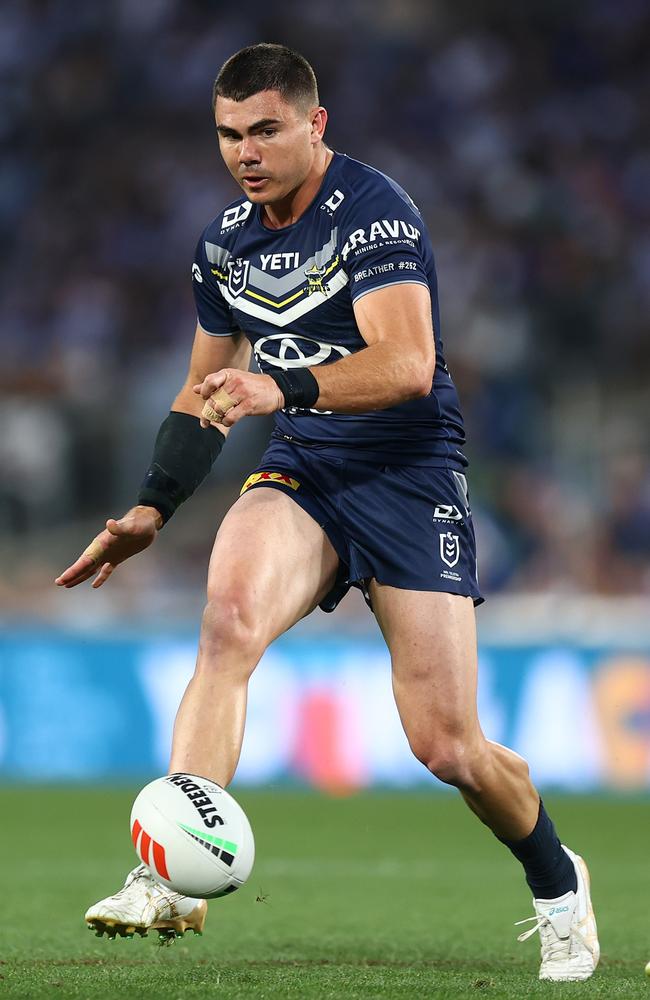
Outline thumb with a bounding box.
[197,369,228,398]
[106,517,128,536]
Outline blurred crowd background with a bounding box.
[1,0,649,625]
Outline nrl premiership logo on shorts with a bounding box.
[440,531,460,568]
[227,257,250,297]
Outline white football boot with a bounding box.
[516,846,599,981]
[85,865,207,944]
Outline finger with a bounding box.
[55,555,101,586]
[194,380,212,398]
[201,388,236,425]
[70,565,102,587]
[211,386,237,410]
[55,532,109,586]
[55,566,78,586]
[106,517,129,536]
[92,562,115,589]
[193,381,216,396]
[56,561,99,588]
[200,370,228,398]
[83,538,106,564]
[201,400,224,424]
[221,403,244,427]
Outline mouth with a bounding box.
[241,175,269,191]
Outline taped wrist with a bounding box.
[137,411,225,525]
[269,368,319,409]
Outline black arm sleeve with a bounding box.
[137,411,225,525]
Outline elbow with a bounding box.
[411,377,433,399]
[408,359,435,400]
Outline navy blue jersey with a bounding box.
[192,152,467,467]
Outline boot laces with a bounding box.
[515,914,596,960]
[119,865,152,893]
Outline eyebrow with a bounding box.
[216,118,283,137]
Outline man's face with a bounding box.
[215,90,322,204]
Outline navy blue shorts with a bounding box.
[239,438,483,613]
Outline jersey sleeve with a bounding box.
[191,232,239,337]
[339,183,431,305]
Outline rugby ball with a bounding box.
[130,773,254,899]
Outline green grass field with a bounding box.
[1,789,647,999]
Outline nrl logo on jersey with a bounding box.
[227,257,250,297]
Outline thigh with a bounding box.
[369,582,481,737]
[207,486,340,642]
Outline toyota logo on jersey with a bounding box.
[253,333,351,369]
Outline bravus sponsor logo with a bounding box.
[341,219,421,261]
[165,773,225,828]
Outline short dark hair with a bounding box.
[212,43,319,112]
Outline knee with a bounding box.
[410,734,490,792]
[199,592,266,665]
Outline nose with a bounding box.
[239,137,261,165]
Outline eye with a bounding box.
[261,128,277,138]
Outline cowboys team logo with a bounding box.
[440,531,460,568]
[227,257,250,298]
[305,263,328,296]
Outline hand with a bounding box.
[194,369,284,428]
[55,506,162,590]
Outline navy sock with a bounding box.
[498,800,578,899]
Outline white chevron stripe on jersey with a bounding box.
[205,229,338,297]
[219,269,348,327]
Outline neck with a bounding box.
[262,145,333,229]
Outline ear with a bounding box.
[310,106,328,144]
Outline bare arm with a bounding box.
[172,324,252,426]
[195,283,436,427]
[56,324,251,589]
[312,283,435,412]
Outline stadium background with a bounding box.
[2,4,650,997]
[1,0,649,793]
